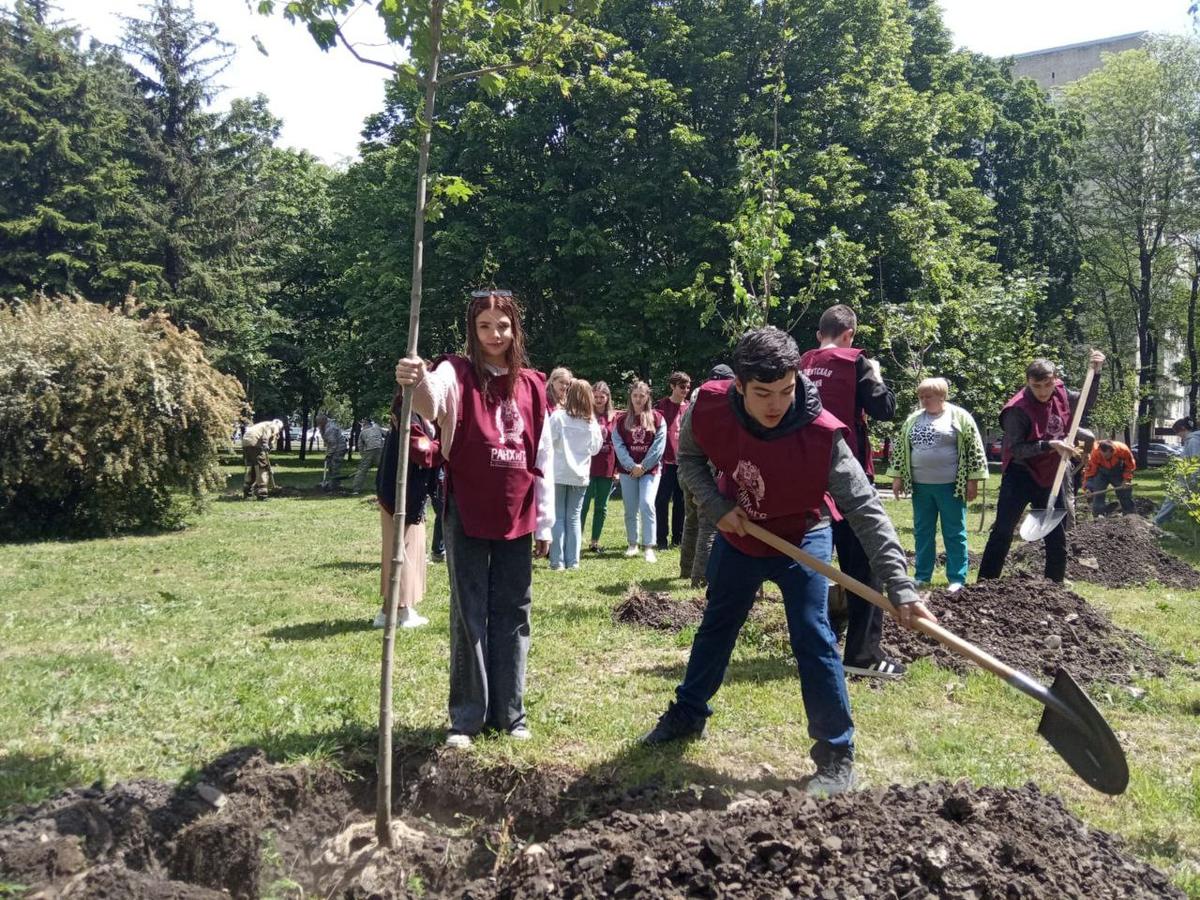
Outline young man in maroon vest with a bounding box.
[654,371,693,550]
[978,353,1104,582]
[799,305,902,679]
[641,327,933,796]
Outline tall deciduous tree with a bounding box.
[1065,38,1200,465]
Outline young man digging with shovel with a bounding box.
[641,327,935,796]
[978,352,1104,583]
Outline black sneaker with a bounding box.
[806,745,856,797]
[843,656,906,680]
[640,702,705,746]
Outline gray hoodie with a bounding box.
[677,376,918,608]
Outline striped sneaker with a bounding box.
[843,657,906,680]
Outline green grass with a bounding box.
[2,457,1199,893]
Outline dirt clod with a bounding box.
[1012,515,1200,588]
[612,588,706,631]
[882,576,1172,683]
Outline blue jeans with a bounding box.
[912,482,968,585]
[674,529,854,751]
[550,483,588,568]
[619,472,660,546]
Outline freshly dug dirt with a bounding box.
[881,576,1172,683]
[0,748,366,900]
[1,748,1184,899]
[489,781,1181,900]
[1011,515,1200,589]
[613,589,706,631]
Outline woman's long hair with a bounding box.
[564,379,595,420]
[464,291,528,396]
[626,381,654,431]
[548,366,573,408]
[592,380,612,419]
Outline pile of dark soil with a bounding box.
[490,781,1180,900]
[0,747,365,900]
[1011,514,1200,589]
[612,588,707,631]
[881,576,1172,683]
[3,750,1184,899]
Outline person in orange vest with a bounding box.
[1083,439,1136,516]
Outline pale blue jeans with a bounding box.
[619,472,661,547]
[550,483,588,568]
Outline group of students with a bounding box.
[541,367,694,570]
[367,288,1128,795]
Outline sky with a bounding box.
[21,0,1200,165]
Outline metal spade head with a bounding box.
[1037,668,1129,795]
[1020,507,1067,542]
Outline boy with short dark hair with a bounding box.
[800,304,901,679]
[642,327,932,796]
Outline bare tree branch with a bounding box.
[334,20,400,74]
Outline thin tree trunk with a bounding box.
[1135,251,1156,469]
[377,0,444,848]
[298,408,308,462]
[1188,264,1199,424]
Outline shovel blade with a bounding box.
[1037,668,1129,795]
[1020,508,1066,542]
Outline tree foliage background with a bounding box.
[8,0,1198,444]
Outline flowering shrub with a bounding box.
[0,296,246,537]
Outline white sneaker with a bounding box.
[372,610,387,628]
[567,564,580,571]
[947,582,964,594]
[550,564,565,572]
[624,545,639,558]
[400,611,429,629]
[445,733,472,749]
[645,548,657,563]
[508,724,532,741]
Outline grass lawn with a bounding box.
[2,455,1199,894]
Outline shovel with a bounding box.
[1019,363,1096,542]
[742,520,1129,795]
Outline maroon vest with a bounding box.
[654,397,689,465]
[443,355,547,540]
[800,346,871,475]
[691,380,846,557]
[589,411,617,478]
[1000,382,1071,488]
[615,409,666,474]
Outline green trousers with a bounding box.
[580,476,613,544]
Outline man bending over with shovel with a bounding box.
[641,327,934,796]
[978,352,1104,583]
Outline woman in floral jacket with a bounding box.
[887,378,987,592]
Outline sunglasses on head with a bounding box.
[472,289,513,297]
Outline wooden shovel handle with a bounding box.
[741,521,1020,682]
[1046,362,1097,502]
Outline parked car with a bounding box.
[985,437,1003,462]
[1131,442,1182,467]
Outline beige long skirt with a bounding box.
[380,510,428,608]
